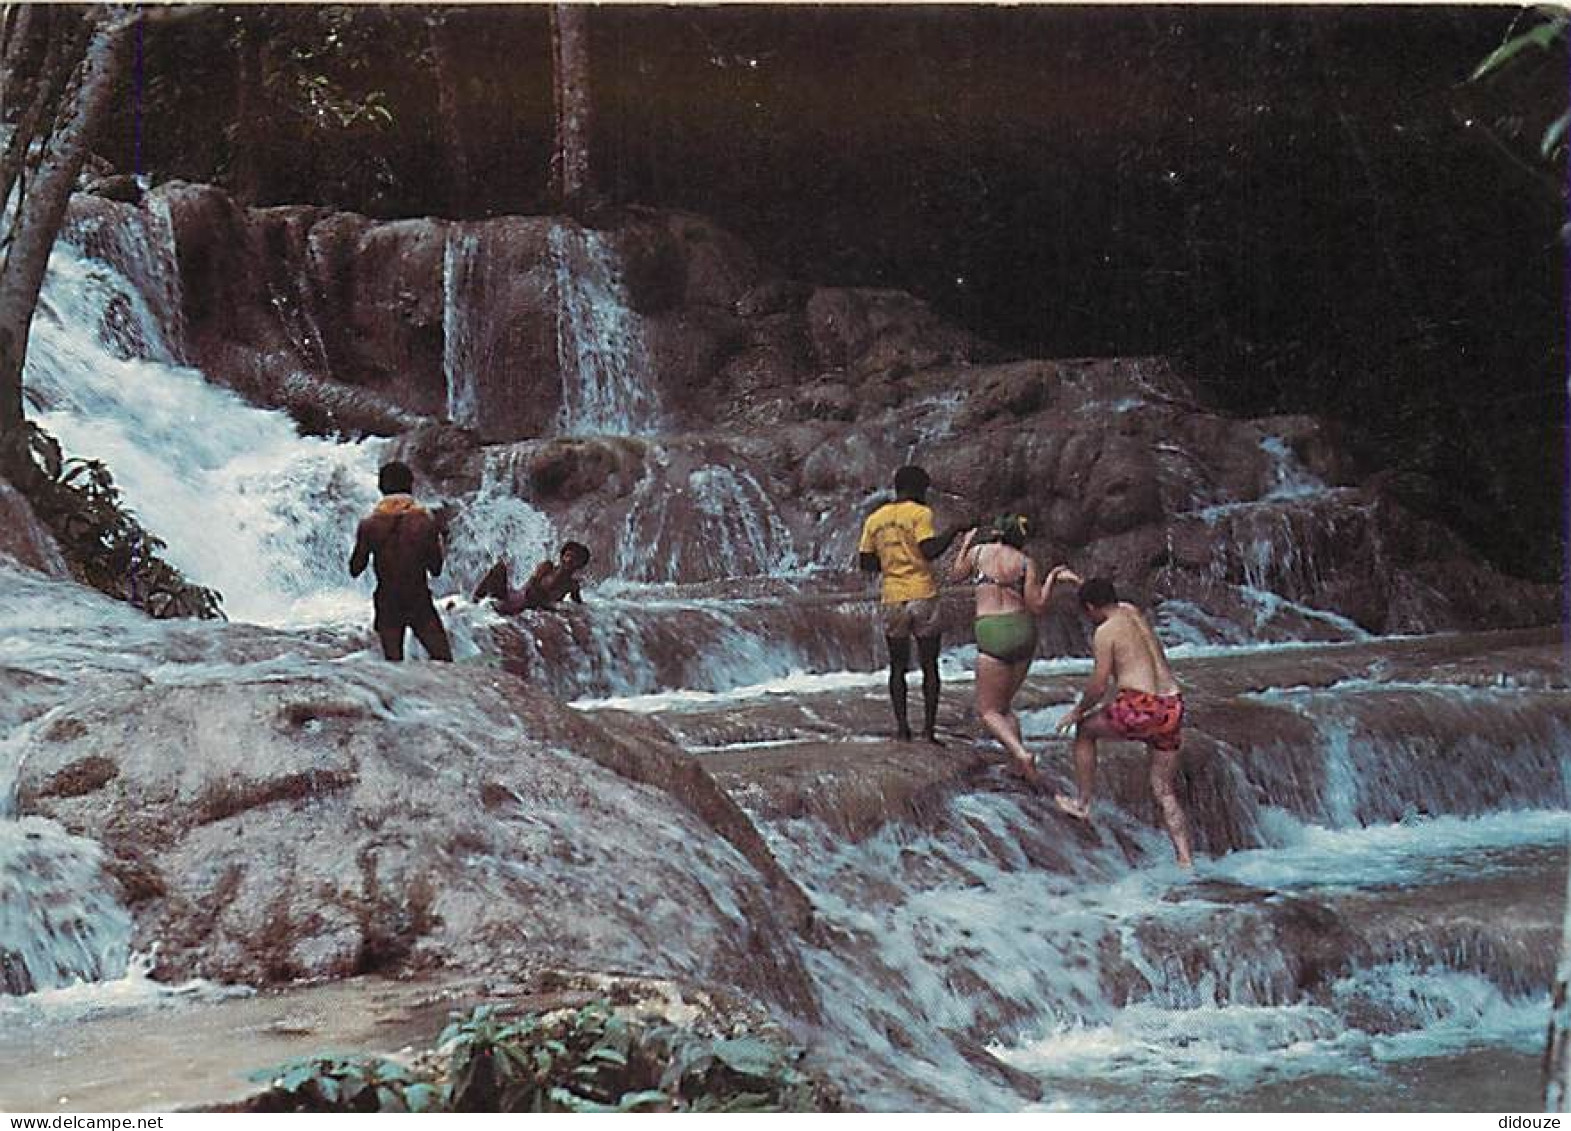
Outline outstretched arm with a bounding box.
[919,523,968,562]
[948,528,979,582]
[1035,564,1081,608]
[1057,627,1113,732]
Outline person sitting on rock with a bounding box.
[349,460,454,663]
[857,464,968,744]
[473,541,592,615]
[1054,577,1193,867]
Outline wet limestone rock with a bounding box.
[14,660,820,1020]
[0,480,70,579]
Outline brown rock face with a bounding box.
[0,481,70,579]
[13,661,819,1018]
[63,182,1554,638]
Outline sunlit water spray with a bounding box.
[24,242,385,627]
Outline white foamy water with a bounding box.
[1001,968,1547,1111]
[9,204,1566,1114]
[0,952,248,1028]
[25,243,385,628]
[442,226,484,428]
[440,449,559,592]
[573,649,980,713]
[615,453,798,583]
[0,715,135,997]
[761,773,1567,1110]
[551,222,661,436]
[1260,434,1327,501]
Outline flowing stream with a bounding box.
[0,212,1564,1113]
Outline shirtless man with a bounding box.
[857,465,967,744]
[472,541,591,614]
[349,461,454,663]
[1054,577,1193,867]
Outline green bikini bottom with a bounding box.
[975,611,1037,664]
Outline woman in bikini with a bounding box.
[950,515,1079,781]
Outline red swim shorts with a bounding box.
[1105,688,1185,753]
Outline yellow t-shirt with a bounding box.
[858,499,939,604]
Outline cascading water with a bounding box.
[24,241,385,627]
[616,456,798,584]
[442,227,484,429]
[550,222,661,436]
[633,667,1571,1110]
[8,199,1565,1113]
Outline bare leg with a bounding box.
[377,622,406,662]
[976,654,1036,778]
[1149,745,1194,867]
[1057,712,1119,820]
[1002,658,1032,749]
[412,611,455,663]
[916,633,943,744]
[472,560,510,602]
[886,635,913,741]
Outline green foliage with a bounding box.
[1,422,223,619]
[1470,10,1568,82]
[241,6,399,135]
[441,1000,662,1113]
[1470,10,1569,167]
[243,1000,839,1114]
[247,1054,441,1113]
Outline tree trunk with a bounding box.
[548,2,592,209]
[0,11,80,219]
[1,3,42,115]
[426,12,471,216]
[227,15,268,204]
[0,7,136,442]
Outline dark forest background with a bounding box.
[100,4,1566,581]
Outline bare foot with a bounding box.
[1010,758,1042,785]
[1054,793,1092,821]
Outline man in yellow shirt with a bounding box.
[858,465,966,744]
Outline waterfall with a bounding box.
[617,456,797,583]
[25,240,384,628]
[549,222,661,436]
[442,226,483,429]
[0,720,133,997]
[1260,435,1326,501]
[751,705,1566,1109]
[441,447,559,592]
[12,204,1564,1111]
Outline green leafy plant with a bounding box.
[441,1000,649,1112]
[1469,7,1569,165]
[653,1030,826,1112]
[1,422,223,618]
[437,1000,837,1114]
[247,1054,441,1113]
[236,1000,840,1114]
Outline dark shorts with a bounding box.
[373,589,452,661]
[1105,688,1185,753]
[374,589,440,634]
[880,597,942,639]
